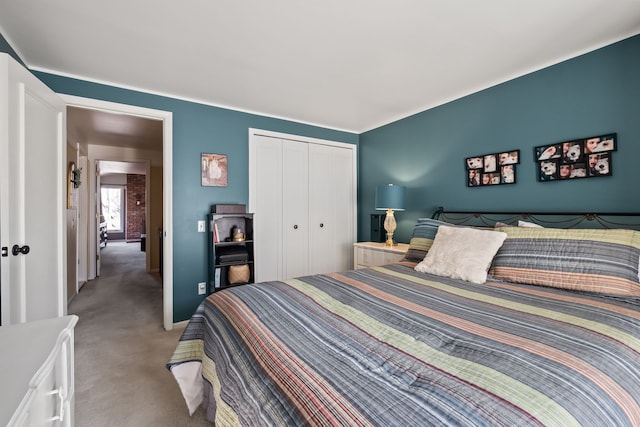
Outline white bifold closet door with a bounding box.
[281,139,309,279]
[249,129,356,283]
[307,142,354,276]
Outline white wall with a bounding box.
[100,174,127,185]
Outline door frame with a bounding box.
[61,95,175,330]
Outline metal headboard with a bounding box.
[431,206,640,230]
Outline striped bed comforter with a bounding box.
[167,262,640,426]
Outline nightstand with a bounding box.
[353,242,410,269]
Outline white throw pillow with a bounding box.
[415,225,507,284]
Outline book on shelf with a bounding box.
[214,268,221,288]
[213,222,220,243]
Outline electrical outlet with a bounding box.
[198,282,207,295]
[197,220,206,233]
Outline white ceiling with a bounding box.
[66,106,161,175]
[67,106,162,151]
[1,1,640,133]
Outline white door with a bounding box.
[250,135,283,282]
[308,143,354,275]
[77,155,88,287]
[66,208,77,302]
[250,136,310,281]
[281,140,309,280]
[95,160,102,277]
[0,53,66,325]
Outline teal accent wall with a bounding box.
[0,32,26,66]
[359,34,640,244]
[0,31,359,321]
[31,73,357,322]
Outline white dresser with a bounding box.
[0,315,78,427]
[353,242,410,269]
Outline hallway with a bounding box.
[68,242,209,426]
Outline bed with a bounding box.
[168,210,640,426]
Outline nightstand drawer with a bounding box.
[353,242,409,269]
[358,247,386,267]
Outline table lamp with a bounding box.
[375,184,406,246]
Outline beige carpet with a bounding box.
[69,241,211,426]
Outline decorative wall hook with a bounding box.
[71,165,82,188]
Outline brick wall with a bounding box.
[126,174,146,240]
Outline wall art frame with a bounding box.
[534,133,616,182]
[201,153,228,187]
[465,150,520,187]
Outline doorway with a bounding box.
[63,94,174,330]
[99,160,148,257]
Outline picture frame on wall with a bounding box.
[534,133,616,181]
[201,153,228,187]
[465,150,519,187]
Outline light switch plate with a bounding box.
[198,282,207,295]
[197,220,206,232]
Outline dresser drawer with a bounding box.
[28,365,58,426]
[26,331,73,426]
[1,316,77,427]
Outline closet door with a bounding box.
[281,140,309,279]
[249,129,356,283]
[250,135,283,282]
[308,143,354,275]
[251,137,309,281]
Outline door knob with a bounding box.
[319,223,324,228]
[293,225,298,229]
[12,244,30,256]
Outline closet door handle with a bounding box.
[319,223,324,228]
[293,225,298,230]
[12,244,30,256]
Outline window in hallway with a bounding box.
[101,186,125,233]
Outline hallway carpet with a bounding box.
[69,242,211,426]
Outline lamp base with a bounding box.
[383,209,397,246]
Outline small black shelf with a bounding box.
[208,212,254,292]
[214,260,255,268]
[214,240,254,247]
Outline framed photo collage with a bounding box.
[535,133,616,181]
[465,150,520,187]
